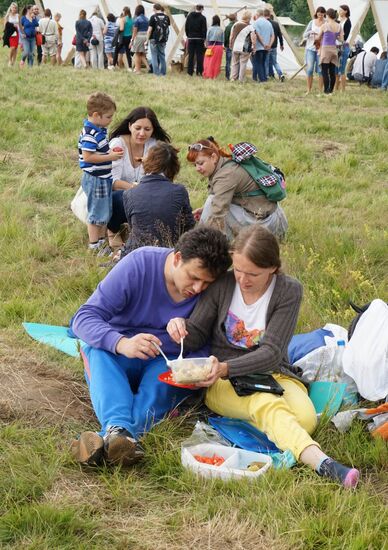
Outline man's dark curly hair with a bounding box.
[175,226,231,278]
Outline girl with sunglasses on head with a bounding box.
[186,138,287,241]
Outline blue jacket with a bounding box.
[122,174,195,254]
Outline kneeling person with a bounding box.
[71,226,231,466]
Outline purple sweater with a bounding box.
[72,247,202,356]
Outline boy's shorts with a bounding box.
[81,172,112,225]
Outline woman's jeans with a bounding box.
[305,48,321,76]
[21,37,36,66]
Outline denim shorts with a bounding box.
[305,49,321,76]
[337,44,350,75]
[81,172,112,225]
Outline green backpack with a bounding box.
[228,142,286,202]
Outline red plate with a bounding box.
[158,371,199,390]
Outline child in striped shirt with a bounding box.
[78,92,123,254]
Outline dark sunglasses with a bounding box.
[188,143,213,152]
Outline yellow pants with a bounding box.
[205,374,318,460]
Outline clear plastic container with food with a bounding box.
[169,357,212,384]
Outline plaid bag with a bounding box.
[228,142,286,202]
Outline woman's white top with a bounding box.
[110,136,157,184]
[305,20,321,50]
[225,275,277,349]
[8,13,19,33]
[89,15,105,40]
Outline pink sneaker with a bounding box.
[19,60,25,68]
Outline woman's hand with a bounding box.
[193,207,203,221]
[116,334,162,360]
[167,317,188,343]
[195,356,228,387]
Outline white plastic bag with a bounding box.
[70,186,88,224]
[343,299,388,401]
[181,421,231,449]
[294,323,348,382]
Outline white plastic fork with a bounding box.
[152,338,184,368]
[177,337,184,362]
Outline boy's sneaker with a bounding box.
[104,426,144,466]
[280,75,285,82]
[70,431,104,466]
[96,238,113,257]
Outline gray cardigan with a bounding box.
[184,271,303,379]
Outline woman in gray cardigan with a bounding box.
[167,225,359,488]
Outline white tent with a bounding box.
[363,31,383,54]
[371,0,388,50]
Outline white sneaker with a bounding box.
[107,65,115,71]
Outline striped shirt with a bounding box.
[78,119,112,179]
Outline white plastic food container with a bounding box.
[170,357,212,384]
[181,443,272,480]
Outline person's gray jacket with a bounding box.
[205,157,277,233]
[183,271,303,379]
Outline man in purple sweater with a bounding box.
[71,227,231,467]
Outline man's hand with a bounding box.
[167,317,188,343]
[195,356,228,387]
[116,334,162,360]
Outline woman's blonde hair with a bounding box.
[6,2,18,17]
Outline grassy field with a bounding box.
[0,48,387,549]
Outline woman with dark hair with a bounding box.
[317,8,343,94]
[39,8,58,65]
[203,14,224,79]
[186,138,287,241]
[167,224,360,488]
[108,107,171,252]
[336,5,351,92]
[121,142,195,254]
[113,6,133,69]
[19,4,39,67]
[303,6,326,94]
[75,9,92,69]
[131,4,149,74]
[104,13,118,69]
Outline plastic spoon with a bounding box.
[152,342,173,368]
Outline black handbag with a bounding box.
[91,37,99,46]
[112,28,123,48]
[230,374,284,397]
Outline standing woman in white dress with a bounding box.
[107,107,171,253]
[89,10,105,69]
[5,2,20,67]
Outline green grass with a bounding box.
[0,48,387,549]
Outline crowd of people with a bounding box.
[70,89,364,488]
[303,4,387,94]
[3,2,387,90]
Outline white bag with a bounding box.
[343,299,388,401]
[70,186,88,224]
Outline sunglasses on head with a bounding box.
[188,143,213,152]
